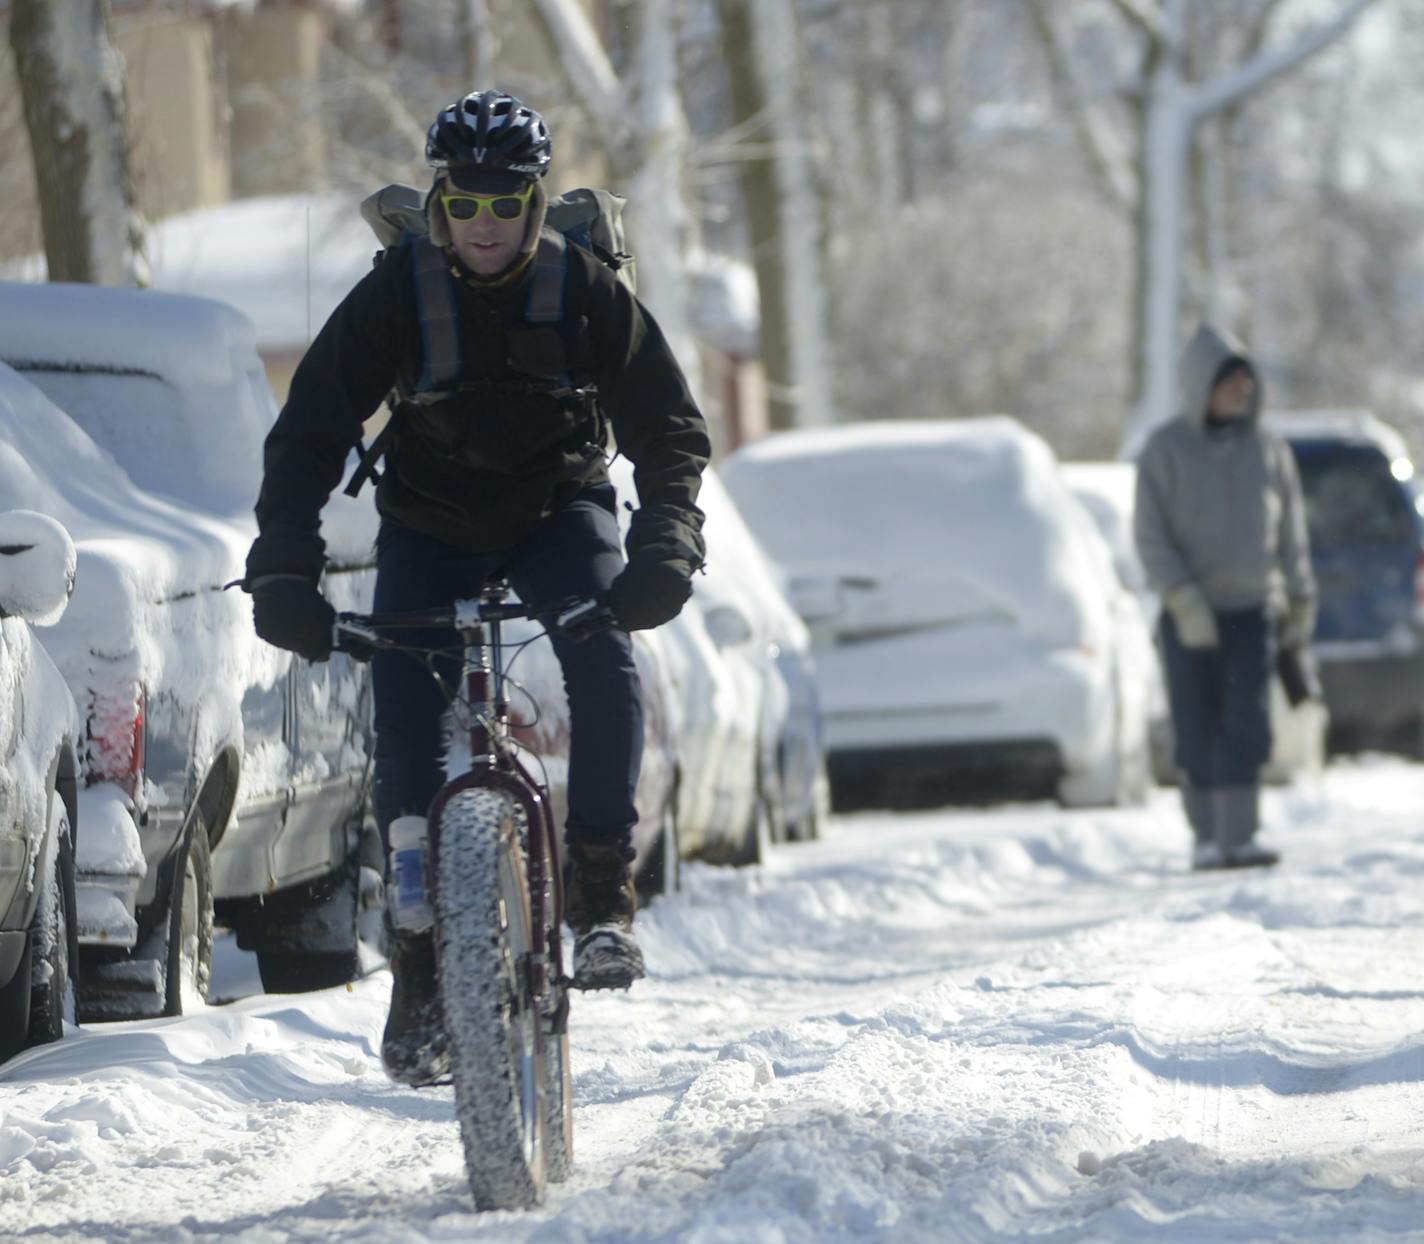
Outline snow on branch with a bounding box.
[1022,0,1136,213]
[1187,0,1379,123]
[529,0,627,135]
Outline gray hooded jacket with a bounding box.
[1133,325,1315,614]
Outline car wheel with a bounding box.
[162,812,215,1016]
[254,836,364,994]
[26,796,79,1048]
[730,785,774,867]
[635,797,680,901]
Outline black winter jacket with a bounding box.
[250,234,710,576]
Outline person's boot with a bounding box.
[380,926,450,1086]
[565,840,645,990]
[1214,784,1279,869]
[1182,783,1222,870]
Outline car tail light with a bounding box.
[88,683,146,799]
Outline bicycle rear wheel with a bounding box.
[435,788,548,1210]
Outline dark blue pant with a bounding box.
[1159,605,1272,788]
[370,485,642,854]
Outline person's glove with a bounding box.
[1164,582,1219,650]
[250,573,335,662]
[1280,598,1317,651]
[607,557,693,632]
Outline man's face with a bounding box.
[1209,366,1256,419]
[442,181,532,275]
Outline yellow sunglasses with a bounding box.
[440,183,534,223]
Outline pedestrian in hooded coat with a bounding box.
[1133,323,1316,869]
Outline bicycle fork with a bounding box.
[426,602,570,1037]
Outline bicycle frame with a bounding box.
[424,583,568,1021]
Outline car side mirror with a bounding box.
[702,603,754,649]
[0,510,76,625]
[787,575,845,622]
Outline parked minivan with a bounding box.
[1274,410,1424,755]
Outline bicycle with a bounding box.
[334,582,614,1211]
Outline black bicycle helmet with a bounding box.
[426,91,552,190]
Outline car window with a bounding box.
[1292,444,1415,549]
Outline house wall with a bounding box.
[116,14,230,217]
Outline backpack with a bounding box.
[342,184,635,498]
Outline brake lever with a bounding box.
[333,615,387,662]
[552,597,615,643]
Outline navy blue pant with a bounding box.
[1159,605,1272,788]
[370,485,642,854]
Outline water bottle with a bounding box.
[387,815,433,933]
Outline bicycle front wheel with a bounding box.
[435,788,548,1210]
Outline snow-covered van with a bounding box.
[0,283,378,1017]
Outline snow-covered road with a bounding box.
[4,760,1424,1242]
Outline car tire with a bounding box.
[161,812,215,1017]
[635,797,681,901]
[254,844,363,994]
[26,797,79,1047]
[731,784,774,867]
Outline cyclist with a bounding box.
[242,90,710,1085]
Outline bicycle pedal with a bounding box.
[569,975,636,993]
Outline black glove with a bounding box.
[250,574,335,662]
[607,558,693,632]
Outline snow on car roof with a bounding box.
[1268,408,1412,463]
[721,417,1114,644]
[0,362,274,696]
[0,281,272,518]
[0,280,376,562]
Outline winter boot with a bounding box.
[1182,784,1222,870]
[380,928,450,1086]
[1213,784,1279,869]
[565,840,645,991]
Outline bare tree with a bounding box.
[1024,0,1380,452]
[527,0,703,396]
[10,0,146,285]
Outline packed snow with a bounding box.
[3,759,1422,1242]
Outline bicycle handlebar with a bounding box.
[332,594,616,656]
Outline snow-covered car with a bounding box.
[609,458,816,865]
[695,469,829,846]
[0,511,83,1063]
[1063,459,1327,786]
[721,418,1153,810]
[0,283,378,1015]
[609,460,757,864]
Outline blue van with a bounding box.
[1275,411,1424,755]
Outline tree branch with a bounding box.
[1187,0,1379,122]
[527,0,628,141]
[1103,0,1167,44]
[1022,0,1136,212]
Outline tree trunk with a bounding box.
[716,0,791,430]
[10,0,146,285]
[717,0,834,430]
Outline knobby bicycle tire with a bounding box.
[510,799,574,1183]
[435,788,549,1210]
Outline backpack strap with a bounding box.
[342,414,398,498]
[412,235,460,392]
[525,230,568,325]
